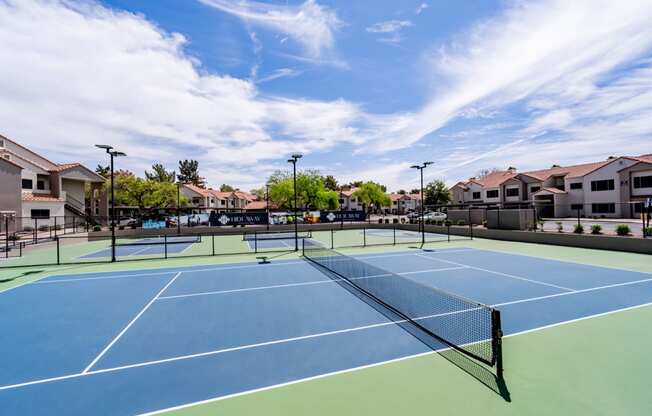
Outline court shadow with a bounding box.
[0,269,44,283]
[304,260,511,402]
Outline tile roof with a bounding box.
[533,187,567,195]
[474,170,518,188]
[389,193,411,201]
[22,192,64,202]
[48,163,82,172]
[245,201,273,210]
[340,189,357,197]
[182,183,212,197]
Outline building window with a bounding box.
[351,198,356,203]
[37,180,45,190]
[570,204,584,211]
[472,191,481,200]
[569,182,583,190]
[530,186,541,193]
[592,203,615,214]
[22,179,33,189]
[0,138,4,147]
[486,190,499,198]
[3,154,9,161]
[633,175,652,189]
[30,209,50,218]
[590,179,615,192]
[506,188,519,197]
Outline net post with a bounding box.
[331,228,334,249]
[56,236,60,265]
[211,233,215,256]
[447,223,450,242]
[301,237,305,256]
[363,227,366,247]
[469,207,473,240]
[492,309,504,379]
[393,225,396,245]
[164,234,168,259]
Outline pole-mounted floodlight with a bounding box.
[96,144,126,262]
[410,161,434,246]
[287,153,303,251]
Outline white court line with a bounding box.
[81,272,183,374]
[139,299,652,416]
[1,275,652,392]
[416,253,577,292]
[26,249,476,285]
[157,266,468,300]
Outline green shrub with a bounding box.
[556,221,563,232]
[38,225,49,232]
[92,225,102,232]
[644,227,652,237]
[482,220,488,228]
[591,224,602,235]
[8,234,20,241]
[537,220,545,230]
[384,219,390,224]
[400,218,405,224]
[573,224,584,234]
[23,226,33,232]
[616,224,631,236]
[444,220,452,227]
[457,220,467,226]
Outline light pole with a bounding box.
[95,145,126,262]
[410,162,433,246]
[265,182,270,231]
[287,154,302,251]
[176,182,182,234]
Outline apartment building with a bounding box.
[181,184,255,211]
[0,134,106,226]
[339,189,364,211]
[450,154,652,218]
[388,193,422,214]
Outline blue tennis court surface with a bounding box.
[2,247,652,415]
[79,237,198,259]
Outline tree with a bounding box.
[249,187,266,200]
[268,170,339,210]
[424,180,451,206]
[475,167,500,179]
[352,182,390,213]
[111,174,189,209]
[397,189,406,195]
[409,188,420,194]
[95,165,110,178]
[145,163,176,182]
[323,175,339,191]
[220,184,235,192]
[177,160,204,187]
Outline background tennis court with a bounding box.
[1,241,651,415]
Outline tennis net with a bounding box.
[242,231,312,241]
[302,241,503,376]
[115,235,202,246]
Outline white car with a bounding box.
[423,212,447,221]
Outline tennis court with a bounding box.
[79,236,202,259]
[2,244,652,415]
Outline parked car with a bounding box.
[407,211,430,219]
[423,212,447,221]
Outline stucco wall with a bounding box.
[0,160,22,215]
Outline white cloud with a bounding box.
[198,0,341,61]
[256,68,303,84]
[416,3,429,15]
[0,0,362,190]
[368,0,652,156]
[366,20,412,34]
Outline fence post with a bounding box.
[56,236,60,265]
[254,231,258,254]
[164,234,168,259]
[363,227,367,247]
[212,233,215,256]
[447,224,450,243]
[330,228,334,249]
[54,216,58,238]
[4,217,8,259]
[34,218,37,244]
[393,225,396,245]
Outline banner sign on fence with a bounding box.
[209,211,268,226]
[320,211,366,223]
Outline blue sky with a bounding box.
[1,0,651,191]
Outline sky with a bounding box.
[1,0,652,192]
